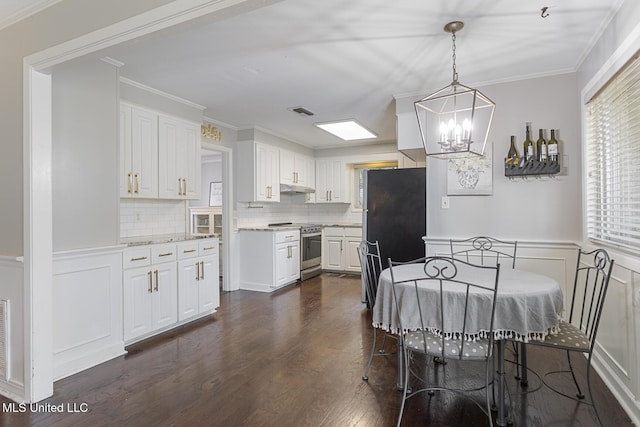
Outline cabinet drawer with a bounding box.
[275,230,299,244]
[151,243,177,263]
[123,247,151,269]
[177,241,199,259]
[344,227,362,238]
[199,238,219,256]
[323,227,343,237]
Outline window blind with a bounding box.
[586,50,640,251]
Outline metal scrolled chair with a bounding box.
[449,236,518,268]
[527,247,614,427]
[449,236,525,381]
[359,240,395,381]
[389,256,501,427]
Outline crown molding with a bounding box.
[120,76,206,110]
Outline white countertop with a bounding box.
[121,233,219,246]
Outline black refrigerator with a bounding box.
[362,167,426,270]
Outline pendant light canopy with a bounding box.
[415,21,495,159]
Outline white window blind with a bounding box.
[586,50,640,251]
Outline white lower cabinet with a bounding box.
[239,229,300,292]
[177,238,220,321]
[275,237,301,287]
[322,226,362,273]
[123,244,178,342]
[123,238,219,344]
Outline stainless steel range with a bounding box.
[300,224,322,280]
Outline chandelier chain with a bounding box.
[451,30,458,83]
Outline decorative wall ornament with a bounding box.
[201,124,222,141]
[447,143,493,195]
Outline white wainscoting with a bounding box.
[52,247,126,380]
[425,238,640,425]
[0,257,25,402]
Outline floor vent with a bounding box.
[0,300,7,380]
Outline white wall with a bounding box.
[574,1,640,423]
[0,0,174,257]
[396,73,582,243]
[52,58,120,251]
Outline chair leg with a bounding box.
[512,341,521,380]
[566,350,585,399]
[379,331,388,353]
[363,327,378,381]
[586,358,603,427]
[485,357,494,427]
[397,350,411,427]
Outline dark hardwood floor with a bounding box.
[0,273,633,426]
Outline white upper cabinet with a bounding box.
[280,149,314,188]
[315,159,346,203]
[237,141,280,202]
[120,104,158,198]
[120,103,201,200]
[158,114,201,199]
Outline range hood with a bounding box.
[279,183,316,194]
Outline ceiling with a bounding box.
[11,0,624,150]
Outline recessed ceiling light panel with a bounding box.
[314,120,377,141]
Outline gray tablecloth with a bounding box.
[373,263,564,343]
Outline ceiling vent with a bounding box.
[289,106,314,117]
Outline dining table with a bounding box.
[372,262,564,426]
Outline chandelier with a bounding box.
[414,21,495,159]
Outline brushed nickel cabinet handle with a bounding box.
[202,246,214,251]
[196,262,200,280]
[158,252,173,257]
[183,249,197,253]
[183,178,187,195]
[200,261,205,280]
[154,270,159,291]
[127,173,133,194]
[147,270,153,293]
[130,256,148,262]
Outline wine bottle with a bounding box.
[536,129,547,162]
[507,135,519,165]
[547,129,559,162]
[523,122,534,162]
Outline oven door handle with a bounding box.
[301,232,321,238]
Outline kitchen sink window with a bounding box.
[352,161,398,209]
[586,50,640,252]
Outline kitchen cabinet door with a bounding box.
[280,149,295,186]
[198,255,219,313]
[275,240,300,288]
[121,105,158,198]
[158,115,201,199]
[256,143,280,202]
[315,159,346,203]
[324,236,344,270]
[344,237,362,272]
[124,261,177,342]
[178,259,200,321]
[152,262,178,330]
[237,141,280,202]
[123,266,154,341]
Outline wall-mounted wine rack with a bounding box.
[504,159,560,178]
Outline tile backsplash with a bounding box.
[120,199,188,238]
[120,195,361,240]
[235,194,362,227]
